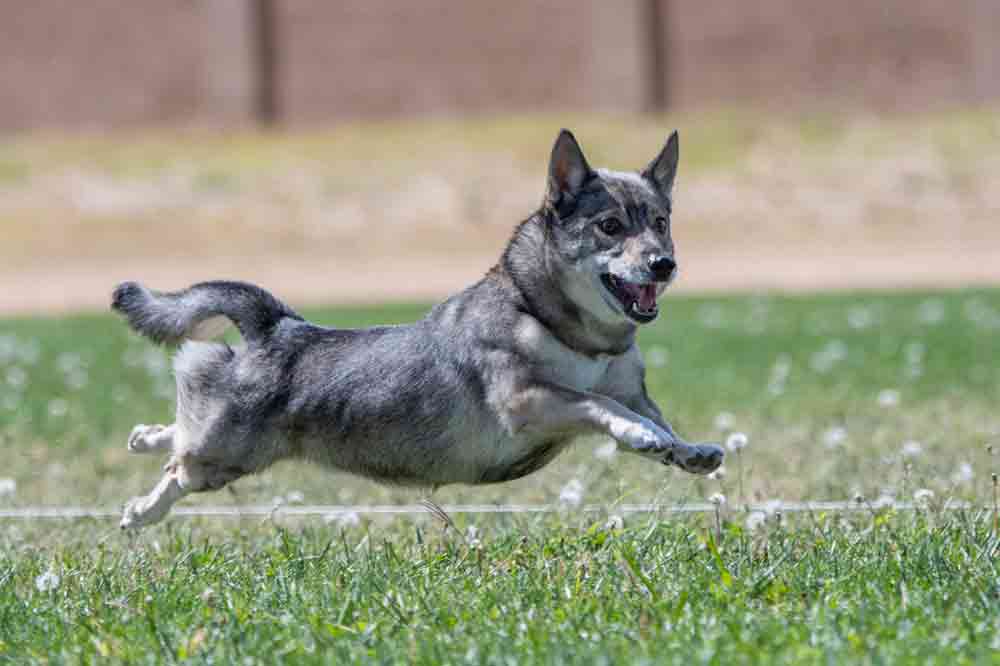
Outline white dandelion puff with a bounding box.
[823,427,847,449]
[325,510,360,528]
[847,306,876,330]
[913,488,934,506]
[559,479,584,507]
[604,514,624,530]
[697,305,725,329]
[763,499,783,516]
[745,512,766,531]
[917,299,945,325]
[708,493,727,506]
[47,399,68,418]
[4,366,26,390]
[646,346,668,368]
[725,432,748,452]
[877,389,900,408]
[593,441,617,461]
[900,441,923,458]
[0,478,15,497]
[35,568,61,593]
[810,340,848,373]
[713,411,735,431]
[872,494,896,510]
[952,462,974,484]
[904,342,925,364]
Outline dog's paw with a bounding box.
[120,497,146,529]
[120,496,165,530]
[663,442,724,475]
[127,424,163,453]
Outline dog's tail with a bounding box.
[111,280,303,346]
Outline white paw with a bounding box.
[120,497,146,529]
[127,424,163,453]
[120,496,164,530]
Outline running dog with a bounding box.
[113,129,724,529]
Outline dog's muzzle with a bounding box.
[600,274,660,324]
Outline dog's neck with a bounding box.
[496,215,637,357]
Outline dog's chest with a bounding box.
[515,317,614,391]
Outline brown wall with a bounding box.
[0,0,997,131]
[668,0,998,111]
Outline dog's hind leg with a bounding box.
[120,452,252,529]
[127,424,176,454]
[120,466,188,529]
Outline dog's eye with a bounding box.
[598,218,623,235]
[653,217,668,234]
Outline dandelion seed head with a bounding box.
[913,488,934,505]
[4,366,26,389]
[593,441,617,461]
[917,299,946,325]
[35,568,61,593]
[325,510,360,528]
[604,514,624,530]
[823,427,847,449]
[725,432,748,452]
[698,305,725,329]
[847,306,875,330]
[873,494,896,509]
[763,499,783,516]
[646,346,668,368]
[708,493,727,506]
[0,478,16,497]
[47,399,68,418]
[877,389,900,408]
[745,512,766,531]
[952,462,974,484]
[713,412,734,431]
[900,441,923,458]
[559,479,584,507]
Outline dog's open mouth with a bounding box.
[600,274,660,323]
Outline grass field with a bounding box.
[2,288,1000,663]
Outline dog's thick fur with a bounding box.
[113,129,723,529]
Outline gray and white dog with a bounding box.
[112,129,724,529]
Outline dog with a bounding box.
[112,129,724,529]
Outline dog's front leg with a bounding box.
[624,387,724,475]
[507,383,685,456]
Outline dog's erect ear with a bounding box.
[642,130,679,198]
[547,129,593,209]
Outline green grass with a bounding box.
[3,513,999,664]
[2,289,1000,663]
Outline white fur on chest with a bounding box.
[515,317,616,391]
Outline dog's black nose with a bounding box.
[648,255,676,280]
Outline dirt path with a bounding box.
[6,233,999,316]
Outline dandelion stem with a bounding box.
[992,473,998,536]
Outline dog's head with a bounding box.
[543,129,679,326]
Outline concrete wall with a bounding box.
[0,0,996,130]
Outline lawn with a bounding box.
[1,288,999,663]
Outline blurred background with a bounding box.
[2,0,999,313]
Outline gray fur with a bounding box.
[115,129,724,529]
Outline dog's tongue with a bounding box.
[637,284,657,311]
[622,282,657,311]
